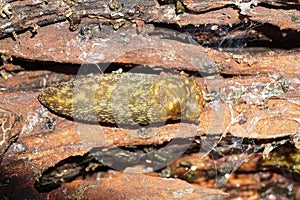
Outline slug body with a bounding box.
[38,73,205,125]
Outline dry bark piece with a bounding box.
[49,172,229,200]
[1,21,299,77]
[1,0,299,39]
[220,50,300,77]
[250,6,300,30]
[228,99,300,139]
[198,99,300,139]
[0,70,72,92]
[0,21,228,73]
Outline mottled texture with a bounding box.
[0,108,21,162]
[38,73,205,125]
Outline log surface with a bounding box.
[0,0,300,199]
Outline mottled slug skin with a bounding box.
[38,73,205,125]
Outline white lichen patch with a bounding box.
[172,188,194,199]
[292,132,300,150]
[235,0,258,15]
[0,1,13,19]
[222,77,290,105]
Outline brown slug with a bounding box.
[38,73,205,125]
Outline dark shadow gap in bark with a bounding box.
[259,2,300,10]
[34,138,196,193]
[149,21,300,50]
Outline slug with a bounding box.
[38,73,205,125]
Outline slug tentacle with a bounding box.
[38,73,205,125]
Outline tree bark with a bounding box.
[0,0,300,199]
